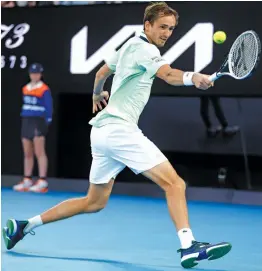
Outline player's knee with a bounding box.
[82,197,108,213]
[85,205,104,213]
[90,201,106,213]
[162,176,186,193]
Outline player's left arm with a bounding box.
[92,49,120,113]
[93,48,120,96]
[92,64,113,113]
[93,64,114,95]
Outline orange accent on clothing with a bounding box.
[22,83,49,98]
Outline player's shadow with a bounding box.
[6,251,228,271]
[6,251,169,271]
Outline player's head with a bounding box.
[28,63,44,83]
[143,2,178,47]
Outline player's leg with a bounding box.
[141,149,231,268]
[3,125,125,250]
[108,125,191,234]
[143,161,190,232]
[13,117,34,191]
[2,180,115,250]
[108,125,231,268]
[40,180,114,225]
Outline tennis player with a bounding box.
[3,2,231,268]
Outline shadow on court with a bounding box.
[7,250,170,271]
[6,251,229,271]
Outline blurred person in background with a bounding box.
[200,96,239,137]
[27,1,36,7]
[13,63,53,193]
[5,1,37,7]
[1,1,15,7]
[16,1,28,7]
[37,1,56,6]
[55,1,91,5]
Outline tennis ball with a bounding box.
[213,31,227,44]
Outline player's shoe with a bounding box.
[13,178,33,192]
[29,179,48,193]
[178,241,232,269]
[2,219,33,250]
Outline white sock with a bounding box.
[178,228,195,249]
[24,215,43,233]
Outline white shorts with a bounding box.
[89,124,167,184]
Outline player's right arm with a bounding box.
[134,43,212,90]
[156,64,212,90]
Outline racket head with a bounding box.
[228,30,261,79]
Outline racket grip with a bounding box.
[208,73,219,82]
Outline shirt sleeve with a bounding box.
[104,50,120,72]
[134,44,169,78]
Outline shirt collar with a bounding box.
[139,31,150,43]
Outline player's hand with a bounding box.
[192,73,214,90]
[92,91,109,113]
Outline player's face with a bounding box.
[29,73,41,83]
[145,15,176,47]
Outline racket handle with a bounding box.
[208,73,219,82]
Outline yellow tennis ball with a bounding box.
[213,31,227,44]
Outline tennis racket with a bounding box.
[208,30,261,82]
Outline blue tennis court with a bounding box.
[2,188,262,271]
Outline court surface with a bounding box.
[1,188,262,271]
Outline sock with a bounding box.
[24,215,43,234]
[178,228,195,249]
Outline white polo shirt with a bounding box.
[89,32,168,127]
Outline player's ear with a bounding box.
[144,21,151,32]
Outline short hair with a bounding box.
[143,2,179,28]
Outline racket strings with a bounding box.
[230,33,258,78]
